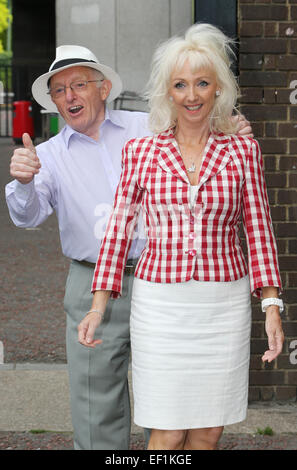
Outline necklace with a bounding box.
[174,128,207,174]
[177,143,198,173]
[187,163,196,173]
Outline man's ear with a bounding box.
[100,79,112,101]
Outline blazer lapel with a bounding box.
[153,131,233,187]
[198,134,233,189]
[154,130,189,184]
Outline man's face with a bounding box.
[49,66,112,140]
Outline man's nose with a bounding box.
[65,86,76,100]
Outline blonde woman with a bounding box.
[78,24,284,450]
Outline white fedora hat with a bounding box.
[31,45,123,112]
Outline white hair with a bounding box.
[90,68,105,87]
[145,23,240,134]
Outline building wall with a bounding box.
[56,0,193,104]
[238,0,297,402]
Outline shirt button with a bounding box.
[189,233,195,240]
[190,216,195,225]
[188,249,197,257]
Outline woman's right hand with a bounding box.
[78,311,104,348]
[78,290,111,348]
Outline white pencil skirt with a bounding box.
[130,275,251,430]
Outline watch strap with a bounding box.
[261,297,284,313]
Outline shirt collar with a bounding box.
[62,107,125,148]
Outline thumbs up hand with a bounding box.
[22,133,36,153]
[10,133,41,185]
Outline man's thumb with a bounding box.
[22,133,36,153]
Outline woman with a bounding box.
[78,24,284,450]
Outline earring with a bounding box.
[215,90,221,97]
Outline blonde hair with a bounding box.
[145,23,240,134]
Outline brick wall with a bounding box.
[238,0,297,401]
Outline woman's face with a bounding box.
[169,60,218,128]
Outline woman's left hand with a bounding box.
[262,307,285,363]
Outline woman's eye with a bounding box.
[198,81,208,87]
[174,82,185,89]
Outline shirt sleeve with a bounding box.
[5,162,55,228]
[241,139,282,298]
[92,140,143,298]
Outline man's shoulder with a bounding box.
[109,108,148,120]
[109,109,150,133]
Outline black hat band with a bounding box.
[47,58,97,88]
[50,58,96,71]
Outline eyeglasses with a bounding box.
[47,79,104,99]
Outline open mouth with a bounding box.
[185,104,202,111]
[69,105,84,114]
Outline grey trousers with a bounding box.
[64,260,134,450]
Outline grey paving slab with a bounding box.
[0,364,296,436]
[0,367,72,432]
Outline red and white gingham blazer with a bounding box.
[92,128,282,299]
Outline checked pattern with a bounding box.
[92,129,281,299]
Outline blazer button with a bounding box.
[188,249,197,257]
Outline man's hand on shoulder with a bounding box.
[231,114,253,138]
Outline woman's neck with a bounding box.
[175,121,210,147]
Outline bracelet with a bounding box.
[261,297,284,313]
[85,309,104,319]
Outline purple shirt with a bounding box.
[5,109,151,262]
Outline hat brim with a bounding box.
[31,62,123,112]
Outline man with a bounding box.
[5,45,252,450]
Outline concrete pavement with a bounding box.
[0,363,296,438]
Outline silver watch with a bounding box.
[261,297,284,313]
